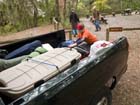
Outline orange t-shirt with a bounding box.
[77,29,97,44]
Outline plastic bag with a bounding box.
[89,40,113,58]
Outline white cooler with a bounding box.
[0,48,81,98]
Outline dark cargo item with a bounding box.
[5,40,41,59]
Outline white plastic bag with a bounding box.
[89,40,113,58]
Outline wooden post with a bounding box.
[69,31,72,40]
[53,17,59,30]
[54,22,59,30]
[106,27,123,41]
[106,28,109,41]
[65,30,72,40]
[106,27,140,41]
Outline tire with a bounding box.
[90,87,112,105]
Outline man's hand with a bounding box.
[68,43,77,48]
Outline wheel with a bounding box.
[96,96,111,105]
[105,77,116,90]
[90,87,112,105]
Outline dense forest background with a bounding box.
[0,0,140,35]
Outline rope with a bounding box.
[30,59,59,70]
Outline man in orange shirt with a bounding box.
[69,23,97,57]
[69,23,97,48]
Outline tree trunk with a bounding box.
[75,0,78,10]
[63,0,67,20]
[55,0,60,21]
[59,0,67,24]
[29,0,38,27]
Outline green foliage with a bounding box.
[93,0,111,11]
[0,0,64,35]
[108,0,140,12]
[77,2,90,16]
[0,24,18,35]
[0,0,140,36]
[62,18,71,29]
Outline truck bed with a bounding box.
[0,30,129,105]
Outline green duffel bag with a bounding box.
[0,55,27,72]
[35,47,48,54]
[28,52,40,58]
[23,47,48,61]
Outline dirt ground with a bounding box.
[0,14,140,105]
[0,24,62,43]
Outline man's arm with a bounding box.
[76,38,85,44]
[68,38,85,48]
[75,13,80,22]
[69,13,72,23]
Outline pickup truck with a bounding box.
[0,29,129,105]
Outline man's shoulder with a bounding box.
[82,29,91,36]
[84,29,90,33]
[84,29,96,36]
